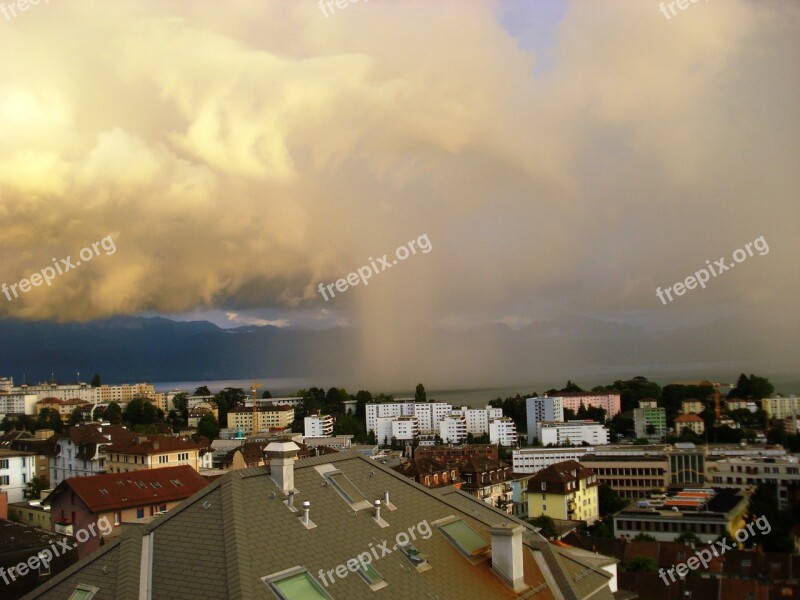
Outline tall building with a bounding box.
[525,396,564,444]
[365,401,451,435]
[762,396,800,420]
[304,414,334,438]
[438,414,467,444]
[561,392,621,419]
[489,417,518,446]
[633,403,666,439]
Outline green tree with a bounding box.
[632,532,656,542]
[624,556,659,572]
[172,392,189,423]
[68,407,85,426]
[196,414,220,440]
[24,476,48,500]
[598,484,628,515]
[104,401,122,425]
[597,377,662,414]
[529,515,557,539]
[124,398,160,427]
[333,413,367,442]
[415,383,427,403]
[747,483,795,552]
[90,373,102,387]
[675,531,699,544]
[261,390,272,399]
[325,387,349,414]
[36,408,63,432]
[194,386,212,396]
[355,390,372,421]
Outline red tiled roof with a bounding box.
[104,435,200,456]
[675,414,704,422]
[51,465,208,512]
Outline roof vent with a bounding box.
[489,524,527,593]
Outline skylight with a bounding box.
[326,471,365,504]
[67,584,99,600]
[357,562,387,591]
[439,519,490,557]
[398,543,431,570]
[170,479,183,487]
[263,568,332,600]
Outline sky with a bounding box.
[0,0,798,388]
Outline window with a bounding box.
[0,476,9,485]
[398,542,430,570]
[158,504,167,513]
[438,518,489,557]
[262,567,333,600]
[356,561,387,591]
[136,508,145,519]
[135,481,147,489]
[170,479,183,487]
[151,482,162,489]
[158,455,168,464]
[1,458,10,469]
[67,585,99,600]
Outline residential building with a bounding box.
[0,393,38,416]
[0,449,36,502]
[674,413,705,435]
[104,435,202,473]
[633,403,666,438]
[187,406,216,428]
[525,396,564,444]
[681,399,704,415]
[44,465,209,557]
[613,487,750,542]
[537,420,610,447]
[438,414,467,444]
[7,498,51,530]
[304,413,334,438]
[0,517,79,599]
[390,416,418,443]
[392,457,460,488]
[26,447,621,600]
[489,417,518,446]
[365,401,451,434]
[726,399,757,413]
[458,455,514,512]
[226,405,294,433]
[48,424,137,487]
[706,455,800,510]
[762,395,800,420]
[512,447,595,474]
[561,392,621,419]
[35,398,92,423]
[0,376,13,393]
[509,473,535,520]
[303,435,352,451]
[0,430,52,486]
[450,405,504,435]
[528,460,600,524]
[414,444,497,461]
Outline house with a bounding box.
[0,450,36,503]
[674,413,705,436]
[103,435,202,473]
[226,405,294,434]
[48,425,137,487]
[43,465,209,557]
[458,455,514,512]
[23,447,621,599]
[392,457,460,488]
[0,431,51,488]
[34,398,92,424]
[681,399,704,415]
[527,460,600,524]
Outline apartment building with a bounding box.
[706,455,800,510]
[226,405,294,433]
[438,414,467,444]
[561,392,621,419]
[681,399,704,415]
[762,396,800,420]
[512,447,595,474]
[726,399,758,413]
[392,457,460,488]
[0,449,36,502]
[104,435,202,473]
[674,413,705,435]
[304,413,334,438]
[0,429,52,486]
[633,402,666,438]
[36,397,93,423]
[451,405,504,435]
[365,401,451,434]
[537,420,610,446]
[527,460,600,524]
[459,455,515,512]
[525,396,564,444]
[0,392,38,416]
[489,417,518,446]
[49,424,137,486]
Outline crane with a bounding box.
[250,382,261,436]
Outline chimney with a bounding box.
[489,524,526,592]
[265,441,300,494]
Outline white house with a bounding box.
[0,449,36,502]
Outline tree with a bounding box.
[325,387,349,414]
[675,531,699,544]
[333,413,367,442]
[747,483,795,552]
[529,515,557,539]
[90,373,102,387]
[624,556,659,572]
[172,392,189,423]
[632,532,656,542]
[415,383,427,403]
[355,390,372,421]
[68,407,85,427]
[598,484,627,515]
[196,414,220,440]
[261,390,272,399]
[730,374,774,400]
[646,424,656,435]
[123,398,160,427]
[597,377,662,414]
[24,476,48,500]
[104,401,122,425]
[36,408,63,432]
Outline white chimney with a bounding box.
[489,524,526,592]
[265,441,300,494]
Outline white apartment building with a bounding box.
[489,417,518,446]
[439,415,468,444]
[537,420,610,447]
[0,393,38,416]
[512,447,595,474]
[366,402,451,435]
[391,417,419,443]
[707,456,800,510]
[0,449,36,503]
[304,414,334,438]
[525,397,565,444]
[451,406,504,435]
[762,396,800,420]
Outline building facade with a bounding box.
[674,413,705,435]
[226,405,294,433]
[706,455,800,510]
[633,404,666,438]
[0,449,36,502]
[489,417,518,446]
[561,392,621,419]
[527,460,600,524]
[525,396,564,444]
[537,420,610,446]
[104,435,202,473]
[304,414,334,438]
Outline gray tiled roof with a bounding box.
[24,450,615,600]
